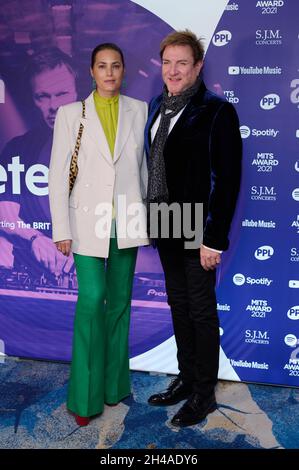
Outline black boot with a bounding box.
[171,393,217,426]
[148,376,192,406]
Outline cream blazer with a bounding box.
[48,92,149,258]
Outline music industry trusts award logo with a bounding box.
[291,215,299,233]
[223,90,239,104]
[251,152,279,172]
[255,1,284,14]
[246,299,272,318]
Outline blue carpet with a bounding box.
[0,357,298,449]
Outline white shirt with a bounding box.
[150,107,185,142]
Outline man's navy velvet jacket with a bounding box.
[144,81,242,251]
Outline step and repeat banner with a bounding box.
[0,0,298,387]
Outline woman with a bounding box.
[49,43,149,426]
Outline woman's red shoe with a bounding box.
[74,414,90,426]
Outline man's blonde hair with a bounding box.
[160,30,205,64]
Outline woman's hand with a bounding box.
[30,236,73,274]
[55,239,72,257]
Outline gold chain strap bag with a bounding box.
[69,100,86,195]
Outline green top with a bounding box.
[93,91,119,158]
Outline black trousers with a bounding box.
[157,240,220,399]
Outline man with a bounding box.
[145,31,242,427]
[0,47,77,276]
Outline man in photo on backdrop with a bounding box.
[0,47,77,276]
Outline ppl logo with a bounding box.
[212,30,232,46]
[254,245,274,260]
[284,334,297,347]
[287,306,299,321]
[260,94,280,110]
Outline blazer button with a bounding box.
[83,206,89,212]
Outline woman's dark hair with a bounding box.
[91,43,125,68]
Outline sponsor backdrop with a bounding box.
[0,0,298,387]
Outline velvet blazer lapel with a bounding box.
[164,81,208,142]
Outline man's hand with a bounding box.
[200,244,221,271]
[31,236,72,274]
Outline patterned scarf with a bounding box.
[147,76,202,210]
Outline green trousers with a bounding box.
[67,235,137,417]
